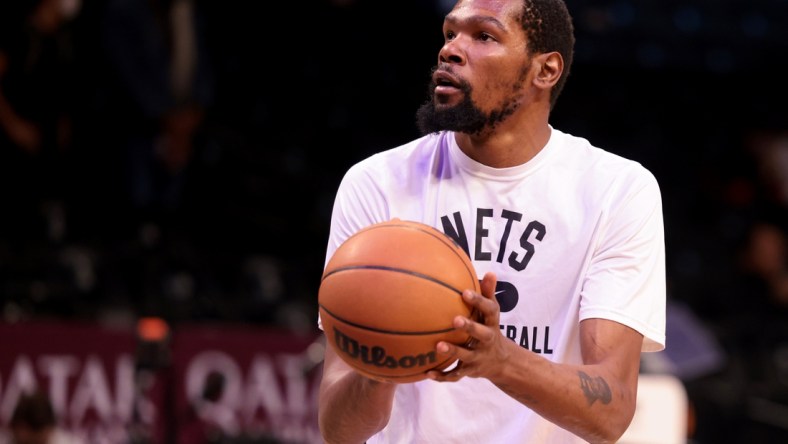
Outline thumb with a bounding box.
[480,272,498,300]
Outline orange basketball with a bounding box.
[318,219,480,383]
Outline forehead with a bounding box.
[448,0,523,24]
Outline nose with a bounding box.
[439,39,465,65]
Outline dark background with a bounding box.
[1,0,787,442]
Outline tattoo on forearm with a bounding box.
[578,371,612,406]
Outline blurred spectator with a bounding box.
[100,0,213,225]
[2,390,82,444]
[719,218,788,355]
[746,131,788,207]
[738,221,788,311]
[682,128,788,441]
[685,217,788,443]
[0,0,81,245]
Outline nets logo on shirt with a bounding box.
[440,209,554,355]
[441,209,546,276]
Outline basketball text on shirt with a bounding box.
[440,208,554,355]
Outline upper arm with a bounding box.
[572,317,644,441]
[579,317,643,396]
[319,337,355,397]
[581,169,666,351]
[319,334,380,410]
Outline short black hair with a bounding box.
[10,391,56,430]
[518,0,575,109]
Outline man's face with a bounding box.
[417,0,533,135]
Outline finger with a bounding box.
[462,289,500,328]
[458,313,499,344]
[436,337,475,361]
[426,360,465,382]
[427,367,464,382]
[480,271,498,300]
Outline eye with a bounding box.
[445,30,456,41]
[478,32,495,42]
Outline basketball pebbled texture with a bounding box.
[319,219,480,382]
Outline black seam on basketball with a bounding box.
[319,303,457,336]
[340,222,479,290]
[322,265,464,299]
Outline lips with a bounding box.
[433,70,460,86]
[433,70,461,89]
[433,70,462,97]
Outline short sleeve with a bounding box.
[317,160,390,330]
[579,167,666,352]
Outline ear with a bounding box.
[532,52,563,91]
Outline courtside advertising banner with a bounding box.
[0,321,323,444]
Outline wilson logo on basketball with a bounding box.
[333,327,437,369]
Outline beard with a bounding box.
[415,66,528,137]
[416,78,487,136]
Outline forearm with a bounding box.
[318,372,397,444]
[490,340,636,443]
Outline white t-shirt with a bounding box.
[320,127,666,443]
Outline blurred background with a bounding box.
[0,0,786,443]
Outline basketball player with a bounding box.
[317,0,666,442]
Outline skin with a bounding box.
[0,52,42,153]
[0,1,70,155]
[318,1,644,443]
[11,425,53,444]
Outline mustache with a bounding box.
[428,64,472,93]
[429,63,458,79]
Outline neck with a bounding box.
[454,105,552,168]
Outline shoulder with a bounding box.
[341,131,448,184]
[326,132,450,254]
[551,128,660,192]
